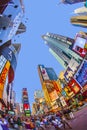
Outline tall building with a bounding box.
[0,0,26,46]
[0,42,21,112]
[33,90,48,114]
[61,0,85,4]
[70,15,87,28]
[38,64,58,85]
[42,33,82,69]
[22,88,31,116]
[38,65,61,110]
[74,6,87,15]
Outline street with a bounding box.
[9,105,87,130]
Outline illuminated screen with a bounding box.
[23,104,30,110]
[8,111,15,115]
[68,78,81,94]
[49,90,58,101]
[25,114,30,116]
[25,110,31,114]
[73,36,87,57]
[74,60,87,87]
[64,67,74,82]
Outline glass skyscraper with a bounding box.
[42,33,82,68]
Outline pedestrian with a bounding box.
[1,114,9,130]
[17,117,22,130]
[61,114,72,129]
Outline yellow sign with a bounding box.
[0,61,10,98]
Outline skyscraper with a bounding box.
[61,0,85,4]
[0,42,21,111]
[42,33,82,69]
[70,15,87,28]
[22,88,31,116]
[0,0,25,46]
[38,65,60,109]
[74,6,87,15]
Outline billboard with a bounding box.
[22,88,31,116]
[74,59,87,87]
[23,104,30,110]
[60,96,67,107]
[39,65,49,80]
[64,58,79,82]
[0,61,10,98]
[68,78,81,94]
[64,86,74,97]
[49,90,59,102]
[1,47,17,71]
[72,33,87,57]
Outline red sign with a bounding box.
[68,78,81,94]
[23,104,30,110]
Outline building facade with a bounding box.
[61,0,85,4]
[0,43,21,112]
[22,88,31,116]
[42,33,82,69]
[38,65,62,111]
[0,0,25,46]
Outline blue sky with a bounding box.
[14,0,86,108]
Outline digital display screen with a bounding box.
[74,60,87,87]
[8,111,15,115]
[23,104,30,110]
[73,35,87,57]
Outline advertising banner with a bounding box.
[49,90,59,102]
[22,88,31,116]
[39,65,49,80]
[74,59,87,87]
[68,78,81,94]
[0,61,10,98]
[64,58,79,82]
[72,33,87,57]
[1,47,17,71]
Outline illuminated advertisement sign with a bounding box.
[40,65,49,80]
[0,61,10,99]
[64,86,74,97]
[45,82,54,93]
[22,88,31,116]
[52,81,60,92]
[64,58,79,82]
[68,78,81,94]
[72,33,87,57]
[23,91,28,96]
[60,96,67,107]
[62,90,67,97]
[1,47,17,71]
[23,104,30,110]
[74,59,87,87]
[49,90,59,102]
[25,110,31,116]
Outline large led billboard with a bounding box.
[68,78,81,94]
[0,61,10,98]
[39,65,49,80]
[74,59,87,87]
[1,47,17,71]
[72,34,87,57]
[64,58,79,82]
[22,88,31,116]
[49,90,59,102]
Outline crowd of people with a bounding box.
[0,109,74,130]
